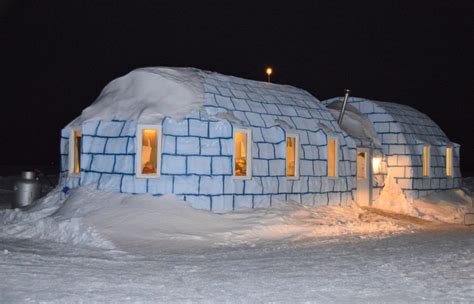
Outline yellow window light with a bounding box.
[73,131,81,174]
[446,147,453,177]
[234,131,248,177]
[328,138,337,177]
[286,136,296,177]
[141,129,158,175]
[423,144,430,177]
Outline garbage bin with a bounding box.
[13,171,41,208]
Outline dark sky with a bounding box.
[1,1,473,175]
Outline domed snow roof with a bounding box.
[323,97,453,146]
[69,67,331,127]
[325,100,382,147]
[69,67,205,126]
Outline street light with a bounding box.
[266,67,272,82]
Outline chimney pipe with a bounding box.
[337,89,351,125]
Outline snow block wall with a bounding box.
[338,97,461,200]
[60,68,357,211]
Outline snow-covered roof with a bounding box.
[324,101,382,148]
[69,67,205,126]
[323,97,453,146]
[69,67,339,132]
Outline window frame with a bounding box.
[135,124,162,179]
[422,144,431,178]
[446,145,453,177]
[232,128,252,180]
[285,133,300,180]
[68,128,82,177]
[327,137,339,178]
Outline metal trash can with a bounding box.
[13,171,42,208]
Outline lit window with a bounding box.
[446,146,453,177]
[286,134,300,179]
[68,130,81,176]
[233,129,252,179]
[136,125,161,178]
[328,138,338,177]
[357,151,367,179]
[423,144,430,177]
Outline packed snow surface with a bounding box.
[69,67,204,126]
[1,184,473,302]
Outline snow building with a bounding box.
[323,97,462,201]
[59,67,460,212]
[60,67,358,211]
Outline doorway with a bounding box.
[356,147,372,206]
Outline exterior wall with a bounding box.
[60,114,356,212]
[335,97,462,200]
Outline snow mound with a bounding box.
[81,191,408,252]
[1,186,408,252]
[3,181,471,253]
[69,67,204,126]
[0,188,113,248]
[372,174,473,224]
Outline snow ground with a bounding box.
[1,229,473,303]
[0,183,473,302]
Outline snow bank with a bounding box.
[68,67,204,126]
[1,186,408,252]
[76,189,411,251]
[0,188,113,249]
[372,174,473,224]
[2,179,471,252]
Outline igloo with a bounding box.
[59,67,460,212]
[60,67,358,211]
[323,97,462,201]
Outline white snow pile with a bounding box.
[372,174,473,224]
[0,186,408,252]
[0,188,114,249]
[1,180,472,252]
[69,67,204,126]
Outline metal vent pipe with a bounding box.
[337,89,351,125]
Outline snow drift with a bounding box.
[372,174,473,224]
[1,180,472,252]
[0,189,113,248]
[68,67,204,126]
[0,186,406,252]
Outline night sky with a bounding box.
[1,1,473,175]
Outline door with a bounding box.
[356,147,372,206]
